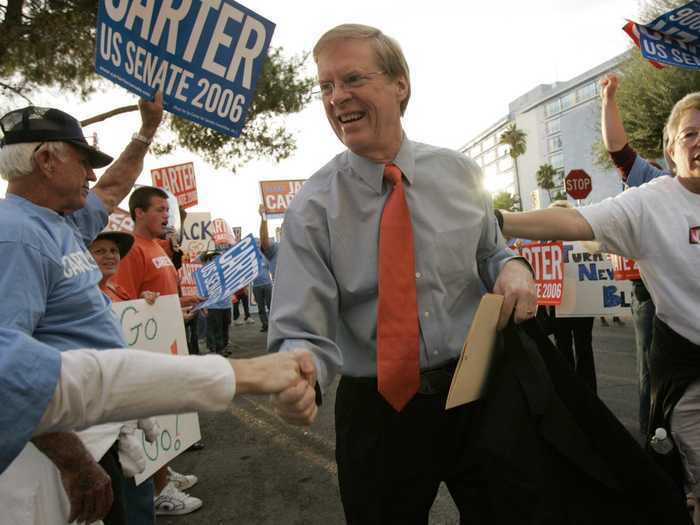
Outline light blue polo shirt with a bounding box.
[0,192,125,350]
[0,328,61,474]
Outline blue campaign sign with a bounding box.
[628,1,700,69]
[194,234,261,309]
[95,1,275,137]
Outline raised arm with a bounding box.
[92,92,164,213]
[600,74,628,152]
[501,208,594,242]
[258,203,271,255]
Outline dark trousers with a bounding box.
[99,443,128,525]
[233,295,250,320]
[632,292,655,436]
[185,315,199,355]
[252,284,272,329]
[206,309,229,352]
[335,376,487,524]
[553,316,597,393]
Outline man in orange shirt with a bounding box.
[113,186,202,518]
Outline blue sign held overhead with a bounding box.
[95,0,275,137]
[194,234,262,309]
[625,1,700,70]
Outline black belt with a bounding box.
[343,360,458,396]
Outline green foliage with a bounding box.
[499,123,527,159]
[592,139,615,170]
[535,164,557,192]
[0,1,315,169]
[492,191,521,212]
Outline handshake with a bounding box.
[231,350,319,425]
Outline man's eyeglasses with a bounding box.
[674,127,700,147]
[312,71,386,98]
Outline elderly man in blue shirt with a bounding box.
[268,24,536,523]
[0,94,163,524]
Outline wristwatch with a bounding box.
[131,132,152,146]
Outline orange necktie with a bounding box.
[377,163,420,412]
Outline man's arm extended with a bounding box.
[92,92,164,213]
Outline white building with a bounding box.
[460,53,629,210]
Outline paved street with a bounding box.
[159,317,639,524]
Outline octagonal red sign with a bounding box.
[565,169,592,200]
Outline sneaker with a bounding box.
[234,319,244,326]
[245,317,255,324]
[167,467,198,490]
[154,482,202,516]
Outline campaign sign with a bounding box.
[111,295,200,484]
[106,207,134,233]
[179,261,202,297]
[260,179,306,218]
[232,226,242,243]
[610,254,641,281]
[95,1,275,137]
[182,212,214,258]
[194,234,261,309]
[624,1,700,70]
[516,241,564,305]
[212,217,235,245]
[151,162,198,208]
[556,242,634,317]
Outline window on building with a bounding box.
[499,156,513,171]
[576,82,596,103]
[483,149,496,164]
[470,145,481,158]
[545,99,561,117]
[484,163,498,178]
[483,134,496,149]
[545,119,560,135]
[560,91,576,111]
[497,144,509,158]
[549,152,564,169]
[547,135,562,152]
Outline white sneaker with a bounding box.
[154,481,203,516]
[234,319,244,326]
[167,466,198,491]
[245,317,255,324]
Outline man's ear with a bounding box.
[134,207,145,220]
[395,76,409,103]
[34,148,54,179]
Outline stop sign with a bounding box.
[565,169,592,200]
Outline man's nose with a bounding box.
[330,83,352,106]
[87,168,97,182]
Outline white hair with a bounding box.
[0,141,69,181]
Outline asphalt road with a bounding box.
[159,317,639,524]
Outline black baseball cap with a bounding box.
[92,231,134,258]
[0,106,113,168]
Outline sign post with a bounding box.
[565,169,592,201]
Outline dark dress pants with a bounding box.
[553,316,596,393]
[335,376,487,525]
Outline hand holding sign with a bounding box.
[139,90,164,139]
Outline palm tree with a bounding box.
[499,123,527,208]
[535,163,558,203]
[492,191,520,212]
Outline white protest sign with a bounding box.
[555,242,634,317]
[182,212,214,258]
[111,295,200,484]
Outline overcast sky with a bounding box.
[2,0,645,236]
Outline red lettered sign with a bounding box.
[212,218,235,246]
[106,207,134,233]
[610,254,641,280]
[565,169,592,200]
[151,162,198,208]
[179,261,202,297]
[260,180,306,217]
[516,241,565,305]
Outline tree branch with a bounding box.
[0,80,33,104]
[81,104,138,126]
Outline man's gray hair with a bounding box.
[0,142,69,181]
[313,24,411,116]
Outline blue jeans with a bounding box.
[631,293,655,436]
[124,477,155,524]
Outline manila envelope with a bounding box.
[445,293,504,409]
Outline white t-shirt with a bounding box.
[578,176,700,344]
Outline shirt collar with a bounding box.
[5,193,62,220]
[347,134,416,194]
